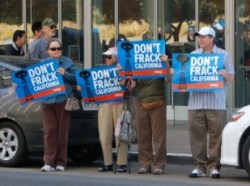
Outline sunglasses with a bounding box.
[50,25,57,29]
[103,55,113,59]
[49,47,62,51]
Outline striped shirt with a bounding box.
[188,45,235,110]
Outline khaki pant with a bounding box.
[188,110,226,173]
[42,102,71,167]
[136,102,167,169]
[98,103,128,166]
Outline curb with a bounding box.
[115,151,193,165]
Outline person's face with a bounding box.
[34,29,43,39]
[47,41,62,58]
[42,25,57,38]
[104,55,117,65]
[17,33,27,47]
[197,35,214,51]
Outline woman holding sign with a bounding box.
[40,39,76,172]
[97,47,129,173]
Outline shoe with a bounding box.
[153,168,164,175]
[40,165,54,172]
[55,165,65,171]
[210,169,220,178]
[138,167,151,174]
[189,168,206,178]
[98,165,113,172]
[117,165,127,173]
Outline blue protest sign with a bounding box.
[76,65,125,104]
[117,40,167,79]
[11,58,66,104]
[172,53,224,92]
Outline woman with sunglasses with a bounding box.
[97,47,129,173]
[40,39,76,172]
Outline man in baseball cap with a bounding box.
[194,26,216,37]
[27,18,57,59]
[188,25,235,179]
[42,18,57,27]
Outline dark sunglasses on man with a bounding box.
[50,25,57,29]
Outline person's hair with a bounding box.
[12,30,26,42]
[31,21,42,35]
[46,39,62,50]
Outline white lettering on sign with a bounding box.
[92,68,117,81]
[28,62,59,90]
[189,56,220,82]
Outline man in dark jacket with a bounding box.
[5,30,27,56]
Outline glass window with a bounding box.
[235,0,250,107]
[199,0,225,49]
[26,0,58,48]
[163,0,196,106]
[0,67,12,88]
[0,0,23,54]
[62,0,84,69]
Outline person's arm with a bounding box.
[218,70,234,83]
[160,55,171,82]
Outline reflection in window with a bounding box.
[62,0,84,68]
[0,67,12,88]
[235,0,250,107]
[199,0,225,49]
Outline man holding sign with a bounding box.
[188,27,234,179]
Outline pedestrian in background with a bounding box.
[5,30,27,56]
[97,47,128,173]
[28,18,57,59]
[40,39,76,172]
[188,26,235,178]
[28,21,43,53]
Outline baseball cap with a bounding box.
[194,27,216,37]
[103,47,117,56]
[42,18,57,27]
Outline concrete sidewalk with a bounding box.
[128,121,193,164]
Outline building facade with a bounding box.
[0,0,249,121]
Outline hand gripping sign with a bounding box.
[11,58,65,104]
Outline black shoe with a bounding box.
[98,165,113,172]
[117,165,127,173]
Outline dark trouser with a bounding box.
[136,102,167,169]
[188,110,226,173]
[41,102,71,167]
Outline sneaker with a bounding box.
[117,165,127,173]
[98,165,113,172]
[138,167,151,174]
[40,165,54,172]
[153,168,164,175]
[210,169,220,178]
[55,165,65,171]
[189,168,206,178]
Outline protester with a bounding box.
[5,30,27,56]
[28,18,57,59]
[28,21,43,53]
[97,47,129,173]
[129,55,171,175]
[40,39,76,172]
[188,26,235,178]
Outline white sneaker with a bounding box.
[41,165,54,172]
[189,168,206,178]
[55,165,65,171]
[210,169,220,178]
